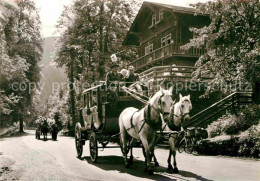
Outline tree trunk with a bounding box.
[104,6,114,53]
[69,57,76,135]
[99,1,104,52]
[19,117,23,132]
[253,82,260,103]
[104,28,109,53]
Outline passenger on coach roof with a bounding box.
[106,54,123,86]
[120,68,129,82]
[126,65,143,94]
[106,54,123,106]
[126,66,139,84]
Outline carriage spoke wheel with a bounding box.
[89,132,98,163]
[75,122,83,158]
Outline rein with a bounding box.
[111,94,166,137]
[129,93,167,133]
[128,104,162,134]
[166,99,191,131]
[143,104,162,131]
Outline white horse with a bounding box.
[154,94,192,173]
[119,86,174,175]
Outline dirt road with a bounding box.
[0,130,259,181]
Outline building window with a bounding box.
[161,34,172,47]
[152,14,156,26]
[166,34,171,44]
[159,10,164,20]
[161,37,166,47]
[145,44,153,55]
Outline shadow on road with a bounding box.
[34,135,58,142]
[79,156,212,181]
[38,138,58,142]
[0,131,29,140]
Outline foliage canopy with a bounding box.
[183,0,260,95]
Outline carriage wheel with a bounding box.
[75,122,83,158]
[178,139,185,153]
[89,132,98,163]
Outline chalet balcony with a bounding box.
[139,65,214,83]
[129,42,206,72]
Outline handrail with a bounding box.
[184,92,253,128]
[139,65,197,77]
[130,42,176,65]
[82,81,145,93]
[139,65,212,82]
[129,42,205,68]
[191,92,237,119]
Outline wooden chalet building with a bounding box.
[122,2,256,127]
[123,2,211,83]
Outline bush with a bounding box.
[207,119,223,137]
[198,124,260,158]
[240,105,260,126]
[206,113,238,137]
[222,114,247,135]
[207,105,260,137]
[238,124,260,158]
[197,136,240,156]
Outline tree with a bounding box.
[54,0,140,133]
[45,88,69,129]
[0,0,27,127]
[182,0,260,96]
[0,0,43,131]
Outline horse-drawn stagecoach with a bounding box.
[35,118,59,141]
[75,80,194,174]
[75,82,143,162]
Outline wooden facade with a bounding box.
[123,2,210,74]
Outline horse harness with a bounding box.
[162,99,191,132]
[130,93,168,133]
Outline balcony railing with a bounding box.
[130,42,206,71]
[139,65,213,83]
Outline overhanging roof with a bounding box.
[122,1,208,46]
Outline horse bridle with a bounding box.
[150,92,172,116]
[129,92,173,133]
[160,99,191,132]
[170,99,191,122]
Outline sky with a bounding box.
[34,0,71,37]
[34,0,209,38]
